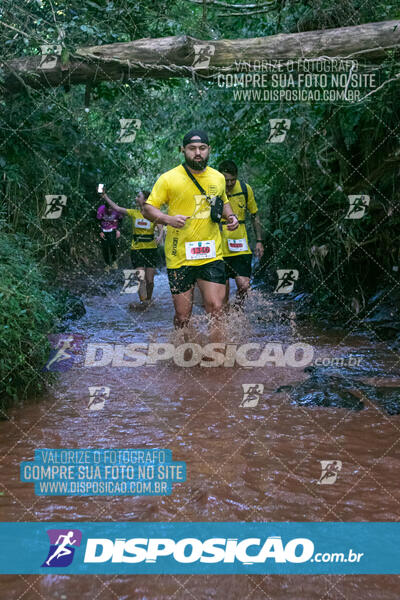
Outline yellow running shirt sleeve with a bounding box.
[246,184,258,215]
[146,165,228,269]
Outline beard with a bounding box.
[184,153,209,171]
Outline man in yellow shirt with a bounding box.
[102,190,163,303]
[143,130,239,328]
[218,160,264,306]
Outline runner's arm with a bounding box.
[143,203,187,229]
[251,213,264,257]
[102,192,128,215]
[222,202,239,231]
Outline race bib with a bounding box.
[135,217,151,230]
[227,238,248,252]
[185,240,216,260]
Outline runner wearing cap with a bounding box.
[218,160,264,307]
[143,129,239,329]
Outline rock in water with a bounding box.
[275,365,400,414]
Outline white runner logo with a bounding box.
[40,44,62,69]
[240,384,264,408]
[267,119,291,143]
[121,269,144,294]
[345,195,370,219]
[43,195,67,219]
[88,386,110,411]
[117,119,141,143]
[274,269,299,294]
[192,44,215,69]
[317,460,342,484]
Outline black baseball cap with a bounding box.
[182,129,209,146]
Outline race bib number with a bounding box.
[135,218,151,230]
[185,240,216,260]
[227,238,248,252]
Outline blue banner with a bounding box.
[0,522,399,574]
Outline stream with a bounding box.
[1,270,400,599]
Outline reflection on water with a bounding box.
[1,272,400,599]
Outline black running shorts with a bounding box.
[130,248,158,269]
[167,260,226,295]
[223,253,252,280]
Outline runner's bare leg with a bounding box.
[224,280,230,305]
[137,267,147,303]
[172,286,195,329]
[145,267,155,301]
[197,279,226,342]
[234,275,250,308]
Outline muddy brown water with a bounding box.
[1,272,400,599]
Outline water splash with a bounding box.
[166,287,288,346]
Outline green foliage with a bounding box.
[0,0,399,348]
[0,232,62,409]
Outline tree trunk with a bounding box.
[2,20,399,93]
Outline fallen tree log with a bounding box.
[2,20,399,93]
